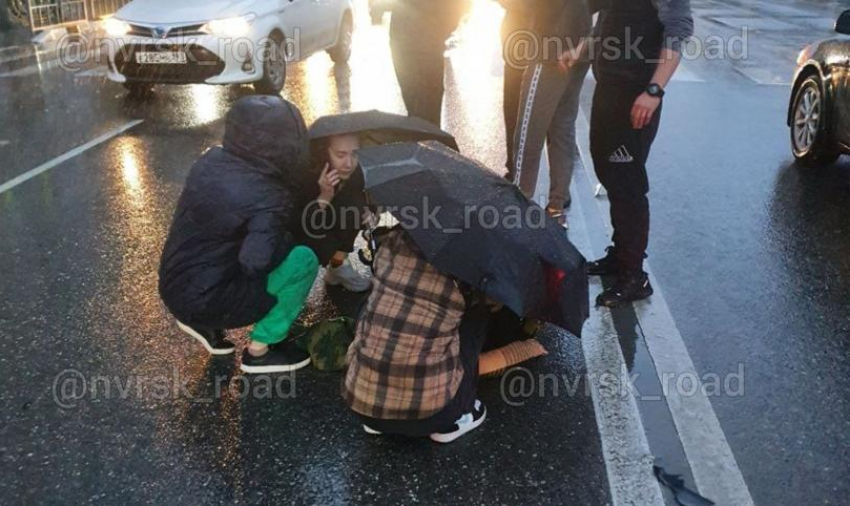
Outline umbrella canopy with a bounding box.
[308,110,459,150]
[357,141,589,337]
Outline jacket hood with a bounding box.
[223,96,309,179]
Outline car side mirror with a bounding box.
[836,10,850,35]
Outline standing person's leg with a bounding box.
[390,5,463,126]
[512,63,569,204]
[241,246,319,373]
[501,6,529,177]
[589,84,661,306]
[546,62,590,210]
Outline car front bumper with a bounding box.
[104,33,263,85]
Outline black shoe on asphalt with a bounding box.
[177,321,235,355]
[587,246,620,276]
[596,271,654,308]
[240,340,311,374]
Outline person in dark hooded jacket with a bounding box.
[158,96,318,374]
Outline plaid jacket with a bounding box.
[342,230,466,420]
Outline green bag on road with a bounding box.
[294,317,356,371]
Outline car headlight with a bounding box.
[201,14,255,37]
[104,17,131,37]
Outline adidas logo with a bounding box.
[608,145,634,164]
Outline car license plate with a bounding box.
[135,52,187,64]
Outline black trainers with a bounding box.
[177,321,235,355]
[240,340,311,374]
[587,246,620,276]
[596,271,654,308]
[430,400,487,444]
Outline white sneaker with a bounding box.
[430,400,487,444]
[325,260,371,292]
[363,424,382,435]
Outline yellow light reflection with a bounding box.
[346,11,406,114]
[443,0,506,169]
[302,54,335,119]
[189,84,226,126]
[116,136,147,209]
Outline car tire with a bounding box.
[123,82,155,98]
[328,15,353,64]
[791,75,840,167]
[254,32,287,95]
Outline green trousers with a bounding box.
[250,246,319,345]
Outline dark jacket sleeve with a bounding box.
[238,209,294,277]
[653,0,694,52]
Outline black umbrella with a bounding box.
[357,141,589,337]
[308,110,459,150]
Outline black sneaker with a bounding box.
[430,400,487,444]
[587,246,620,276]
[596,271,654,308]
[240,340,311,374]
[177,321,235,355]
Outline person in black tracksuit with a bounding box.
[582,0,693,307]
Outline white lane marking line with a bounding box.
[575,108,756,506]
[585,60,706,84]
[0,140,10,147]
[563,164,666,506]
[735,66,790,86]
[74,66,110,79]
[0,120,144,195]
[0,58,62,78]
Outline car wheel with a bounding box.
[123,82,155,98]
[328,15,353,64]
[254,32,287,95]
[791,75,840,167]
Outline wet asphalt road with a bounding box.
[1,0,850,504]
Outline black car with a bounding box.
[789,10,850,166]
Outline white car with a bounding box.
[102,0,354,95]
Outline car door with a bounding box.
[309,0,344,50]
[280,0,322,59]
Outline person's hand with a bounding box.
[317,163,339,203]
[558,39,587,73]
[631,92,661,129]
